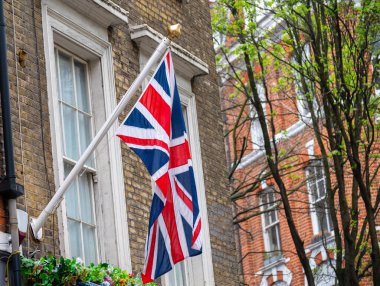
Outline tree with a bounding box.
[212,0,380,285]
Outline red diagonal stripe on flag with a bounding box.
[140,85,171,136]
[161,187,185,264]
[117,135,169,152]
[143,221,158,282]
[169,141,191,169]
[156,172,171,198]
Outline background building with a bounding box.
[0,0,238,285]
[214,1,380,285]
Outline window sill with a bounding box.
[238,119,312,169]
[260,255,287,273]
[307,232,335,252]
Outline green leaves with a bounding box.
[21,256,157,286]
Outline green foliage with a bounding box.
[21,256,157,286]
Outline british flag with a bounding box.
[116,50,202,282]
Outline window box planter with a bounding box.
[20,255,157,286]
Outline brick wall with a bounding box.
[111,1,239,284]
[1,0,238,285]
[1,0,59,255]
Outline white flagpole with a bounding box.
[30,27,179,240]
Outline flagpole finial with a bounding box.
[168,24,182,39]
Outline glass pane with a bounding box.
[261,193,268,208]
[315,200,329,233]
[316,165,323,180]
[65,181,80,220]
[182,106,189,131]
[62,104,79,160]
[268,192,275,206]
[78,112,94,167]
[58,52,75,106]
[318,178,326,197]
[268,225,280,253]
[79,173,94,224]
[74,61,90,113]
[167,261,187,286]
[83,224,97,264]
[264,212,270,226]
[175,262,186,286]
[308,168,318,202]
[64,164,80,220]
[68,219,82,259]
[326,203,333,232]
[270,209,277,224]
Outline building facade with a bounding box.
[0,0,238,285]
[215,3,380,286]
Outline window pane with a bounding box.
[268,225,280,253]
[318,178,326,197]
[316,165,323,180]
[308,168,318,201]
[68,219,82,259]
[64,164,80,220]
[56,48,98,266]
[58,52,75,106]
[62,104,79,160]
[268,192,275,206]
[74,61,90,113]
[261,192,268,206]
[270,209,277,224]
[264,212,271,226]
[182,106,189,132]
[310,182,317,202]
[168,261,186,286]
[65,182,80,220]
[78,112,94,166]
[83,224,97,264]
[315,200,329,233]
[79,173,94,224]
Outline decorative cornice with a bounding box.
[52,0,129,26]
[130,24,209,79]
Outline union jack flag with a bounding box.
[116,50,202,282]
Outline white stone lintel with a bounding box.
[130,24,209,79]
[55,0,129,26]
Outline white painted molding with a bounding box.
[130,24,209,79]
[256,259,292,286]
[238,118,312,169]
[43,0,129,27]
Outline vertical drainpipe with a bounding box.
[0,1,24,286]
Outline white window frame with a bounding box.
[305,142,332,236]
[260,189,282,260]
[42,0,131,270]
[292,44,319,119]
[55,47,99,263]
[306,163,332,235]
